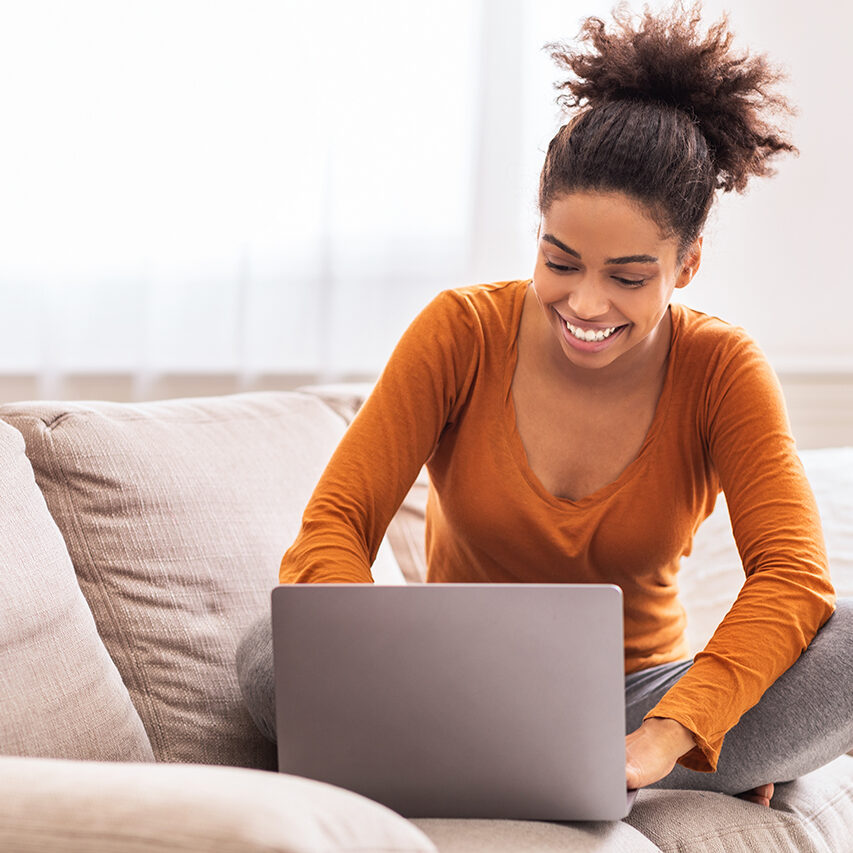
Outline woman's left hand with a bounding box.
[625,716,696,790]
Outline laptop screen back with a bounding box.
[272,583,630,820]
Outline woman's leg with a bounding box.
[625,598,853,794]
[235,613,277,743]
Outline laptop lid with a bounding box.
[272,583,634,820]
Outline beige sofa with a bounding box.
[0,387,851,853]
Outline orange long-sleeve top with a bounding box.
[280,279,835,772]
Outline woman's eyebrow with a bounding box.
[542,234,581,258]
[606,253,659,264]
[541,234,658,265]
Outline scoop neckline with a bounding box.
[503,285,682,510]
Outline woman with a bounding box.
[238,4,852,806]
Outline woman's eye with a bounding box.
[613,277,647,288]
[545,260,575,272]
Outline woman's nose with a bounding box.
[567,278,610,320]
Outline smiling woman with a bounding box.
[234,0,853,810]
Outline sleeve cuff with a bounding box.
[642,710,723,773]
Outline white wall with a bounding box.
[0,1,849,393]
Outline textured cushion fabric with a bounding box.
[0,392,403,770]
[0,420,153,763]
[680,446,853,652]
[625,755,853,852]
[412,818,661,852]
[297,382,375,425]
[0,754,437,853]
[770,755,853,852]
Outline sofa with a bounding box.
[0,385,851,853]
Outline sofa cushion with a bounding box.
[0,754,436,853]
[0,420,153,763]
[625,754,853,852]
[0,392,404,770]
[412,817,661,851]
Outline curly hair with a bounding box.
[538,2,797,257]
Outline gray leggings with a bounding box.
[236,597,853,794]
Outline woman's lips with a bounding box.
[559,315,628,352]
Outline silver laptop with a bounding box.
[271,583,636,820]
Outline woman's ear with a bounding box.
[675,236,703,289]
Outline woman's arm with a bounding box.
[279,289,481,584]
[644,334,836,772]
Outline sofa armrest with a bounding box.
[0,755,435,853]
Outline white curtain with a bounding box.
[0,0,849,400]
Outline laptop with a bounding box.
[271,583,636,820]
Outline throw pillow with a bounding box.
[0,420,153,762]
[0,754,437,853]
[0,391,403,771]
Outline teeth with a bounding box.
[565,321,619,342]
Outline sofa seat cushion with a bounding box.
[0,392,404,770]
[412,817,661,851]
[416,755,853,852]
[0,420,153,762]
[0,754,435,853]
[625,754,853,852]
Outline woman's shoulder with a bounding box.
[420,279,530,341]
[670,302,781,415]
[392,279,530,373]
[672,302,753,343]
[671,302,766,369]
[434,279,529,316]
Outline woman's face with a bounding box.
[532,191,701,374]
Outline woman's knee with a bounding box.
[236,612,277,743]
[806,596,853,664]
[828,595,853,625]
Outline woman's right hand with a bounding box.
[625,716,695,790]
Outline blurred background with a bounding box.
[0,0,850,443]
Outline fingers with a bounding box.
[625,761,644,791]
[624,718,691,789]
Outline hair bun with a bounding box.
[546,2,797,192]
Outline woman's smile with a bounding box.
[558,312,630,351]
